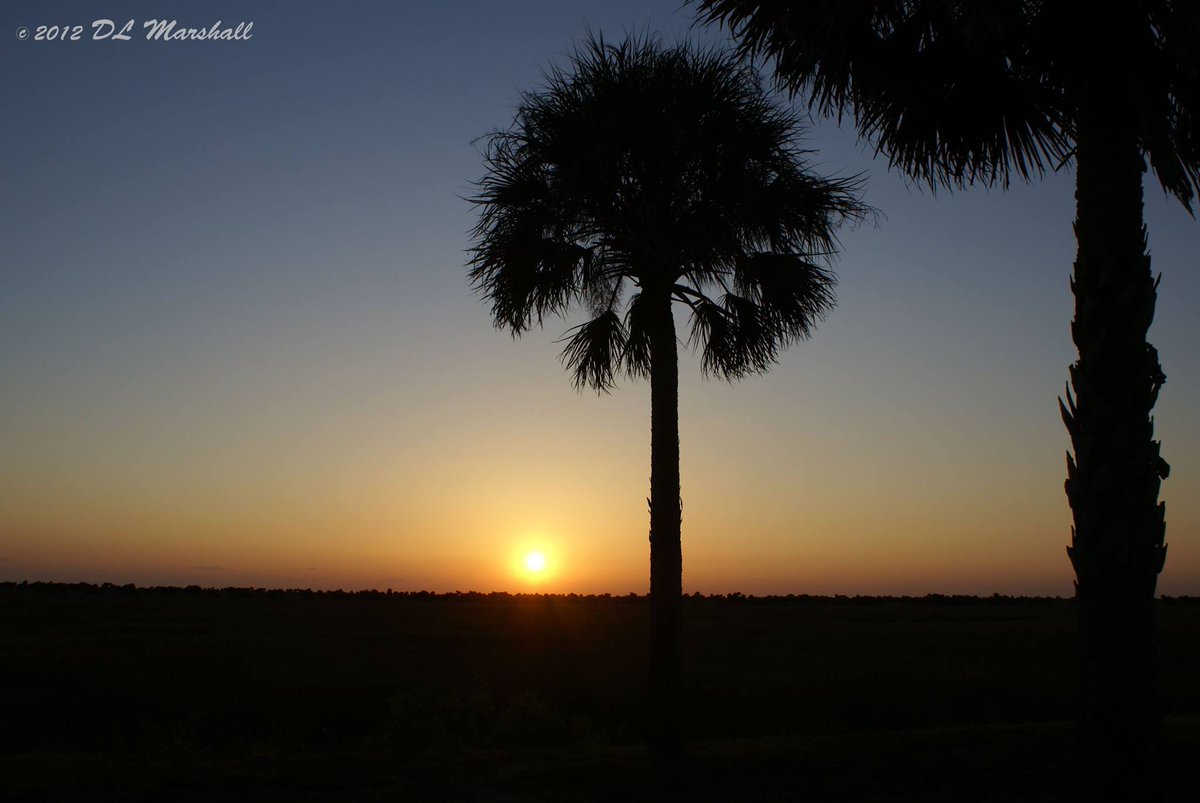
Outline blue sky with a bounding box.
[2,1,1197,595]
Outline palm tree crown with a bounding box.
[469,35,867,387]
[694,1,1199,203]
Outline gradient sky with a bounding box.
[3,0,1197,596]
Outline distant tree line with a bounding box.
[3,581,1194,604]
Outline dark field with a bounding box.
[2,583,1198,801]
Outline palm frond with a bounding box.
[734,252,837,338]
[559,309,628,392]
[1143,0,1200,210]
[693,0,1073,190]
[690,293,781,380]
[467,226,590,333]
[622,291,654,380]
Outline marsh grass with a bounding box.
[2,584,1198,799]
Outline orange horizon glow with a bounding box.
[3,364,1199,598]
[4,480,1198,596]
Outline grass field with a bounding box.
[2,583,1198,800]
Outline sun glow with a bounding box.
[510,540,558,585]
[524,551,546,572]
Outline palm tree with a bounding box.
[468,34,867,757]
[694,0,1199,797]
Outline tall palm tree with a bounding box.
[468,34,867,757]
[694,0,1199,797]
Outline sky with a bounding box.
[2,1,1197,596]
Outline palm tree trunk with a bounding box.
[1063,50,1168,801]
[647,289,682,759]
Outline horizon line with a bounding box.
[10,578,1200,602]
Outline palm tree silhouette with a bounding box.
[468,34,867,757]
[695,1,1198,796]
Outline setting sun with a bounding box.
[524,551,546,573]
[510,540,560,585]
